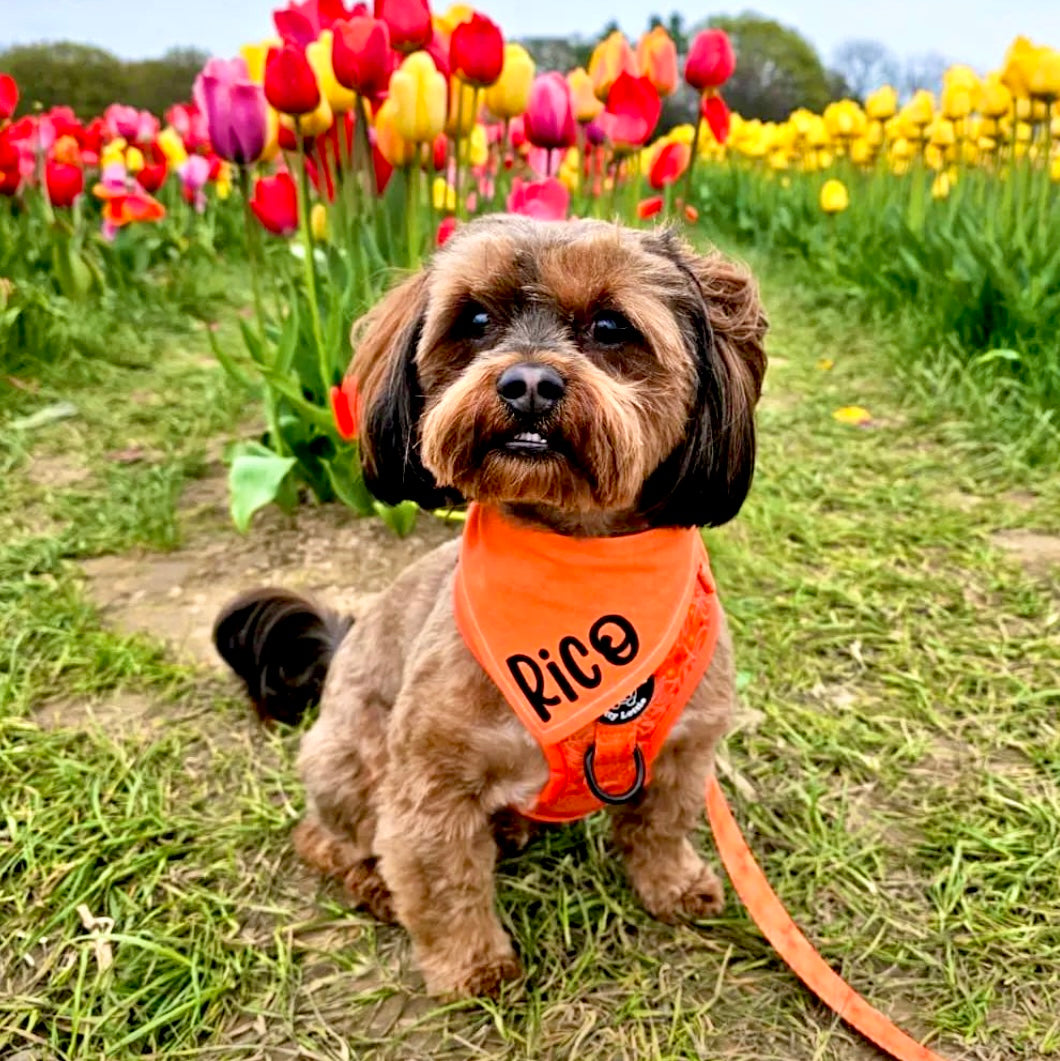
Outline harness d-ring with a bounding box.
[583,744,646,805]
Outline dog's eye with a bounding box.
[590,311,636,346]
[456,302,491,341]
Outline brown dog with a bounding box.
[214,216,767,998]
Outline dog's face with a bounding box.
[351,216,767,530]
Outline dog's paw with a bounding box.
[344,861,397,923]
[424,950,522,999]
[640,863,725,923]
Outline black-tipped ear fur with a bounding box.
[640,239,768,528]
[351,272,463,510]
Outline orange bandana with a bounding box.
[454,504,722,822]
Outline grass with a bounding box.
[1,250,1059,1059]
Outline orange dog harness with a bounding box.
[454,504,721,822]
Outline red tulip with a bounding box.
[436,214,458,246]
[0,132,20,195]
[648,140,690,189]
[637,195,663,220]
[45,160,84,207]
[332,16,393,97]
[330,378,361,439]
[251,171,299,235]
[450,13,504,88]
[374,0,432,54]
[524,73,576,151]
[600,72,661,147]
[506,177,569,220]
[136,155,168,193]
[95,186,166,234]
[685,29,735,91]
[0,74,18,121]
[701,94,731,145]
[371,140,393,193]
[275,0,357,47]
[265,44,322,115]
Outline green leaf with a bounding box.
[373,500,419,537]
[227,442,297,532]
[323,451,376,515]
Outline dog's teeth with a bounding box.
[514,432,545,443]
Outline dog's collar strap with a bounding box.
[454,503,721,822]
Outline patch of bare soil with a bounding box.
[990,529,1060,579]
[80,462,461,669]
[24,453,92,489]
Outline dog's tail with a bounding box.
[212,588,352,725]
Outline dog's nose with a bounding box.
[496,363,566,417]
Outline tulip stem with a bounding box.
[406,164,420,267]
[295,136,330,393]
[684,114,701,205]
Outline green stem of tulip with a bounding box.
[238,164,286,457]
[683,113,702,206]
[294,136,330,395]
[406,163,420,267]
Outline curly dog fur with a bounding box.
[214,216,767,998]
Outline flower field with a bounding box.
[2,3,1058,528]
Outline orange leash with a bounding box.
[705,776,948,1061]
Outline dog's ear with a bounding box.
[349,270,462,509]
[641,243,768,528]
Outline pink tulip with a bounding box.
[507,177,569,221]
[178,154,212,213]
[194,57,268,165]
[524,73,576,151]
[104,103,159,143]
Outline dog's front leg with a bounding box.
[375,766,520,998]
[609,732,725,922]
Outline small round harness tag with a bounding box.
[599,676,654,726]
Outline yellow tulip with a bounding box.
[306,31,356,113]
[101,138,127,168]
[240,39,277,84]
[588,30,637,101]
[124,146,145,173]
[929,119,956,148]
[216,162,233,200]
[446,77,479,137]
[980,74,1013,119]
[931,172,951,200]
[374,98,417,166]
[890,137,913,162]
[311,202,328,241]
[484,44,535,120]
[865,86,897,122]
[284,95,333,137]
[1051,155,1060,182]
[850,138,872,166]
[1028,47,1060,102]
[157,128,187,167]
[768,149,790,171]
[903,90,935,129]
[435,3,474,39]
[824,99,867,139]
[432,177,457,211]
[819,178,849,214]
[468,123,489,167]
[567,67,603,123]
[941,83,975,121]
[390,51,447,143]
[667,123,696,146]
[805,115,829,149]
[1001,36,1050,99]
[943,65,981,110]
[1015,97,1049,122]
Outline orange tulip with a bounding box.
[588,31,638,102]
[636,27,678,97]
[567,67,603,123]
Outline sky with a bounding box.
[2,0,1059,72]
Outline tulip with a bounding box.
[484,44,535,120]
[136,156,168,193]
[701,95,731,145]
[374,96,417,165]
[902,90,935,129]
[819,178,849,214]
[446,77,479,137]
[636,27,678,97]
[306,30,358,111]
[600,72,661,148]
[823,99,867,139]
[931,172,951,201]
[45,160,83,207]
[685,29,735,91]
[1029,47,1060,102]
[432,175,457,211]
[195,57,269,164]
[637,195,664,220]
[1001,36,1039,99]
[524,73,576,151]
[389,51,447,142]
[158,126,189,166]
[434,4,474,43]
[332,16,393,97]
[311,201,329,240]
[506,176,569,220]
[178,154,212,212]
[0,74,18,122]
[451,13,504,88]
[103,104,159,143]
[436,214,458,246]
[265,43,322,115]
[865,86,897,122]
[125,146,145,173]
[588,31,638,102]
[95,187,165,238]
[274,0,354,47]
[648,140,690,189]
[375,0,433,54]
[980,74,1012,119]
[240,41,276,83]
[567,67,603,123]
[251,171,299,234]
[52,134,82,166]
